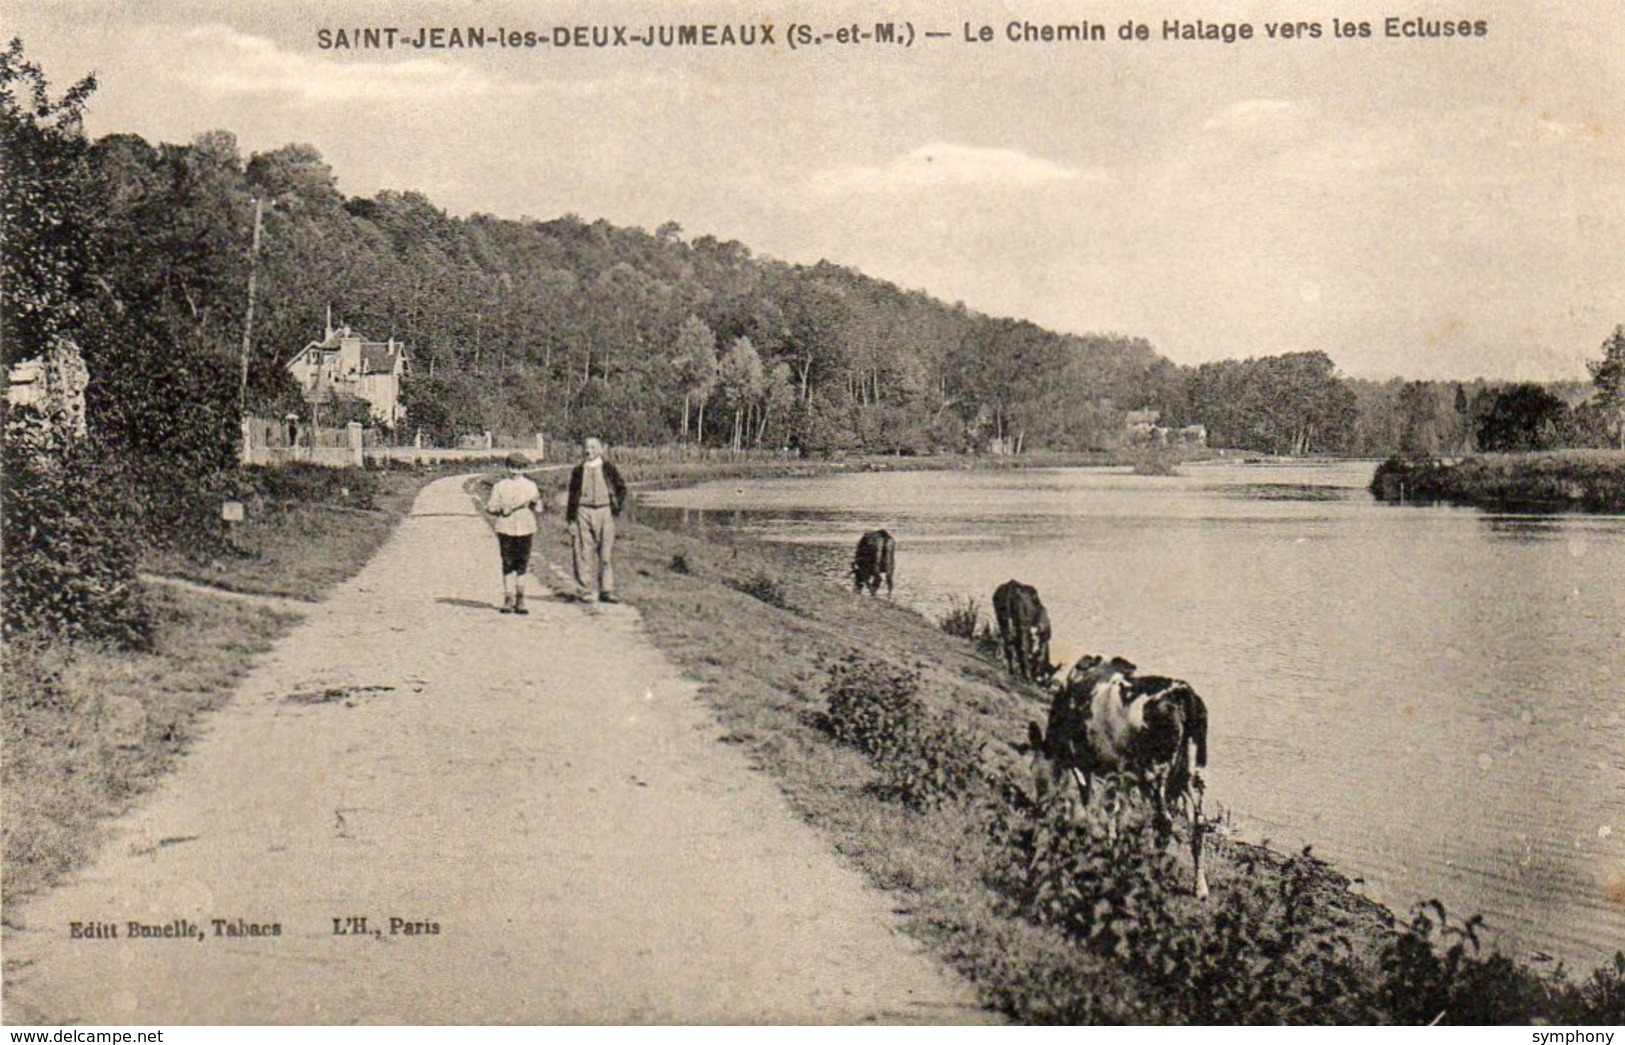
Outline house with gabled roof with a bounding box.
[286,322,409,426]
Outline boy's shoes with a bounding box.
[513,595,529,615]
[500,595,515,614]
[598,593,619,604]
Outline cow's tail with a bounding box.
[1182,688,1208,771]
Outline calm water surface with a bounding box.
[642,460,1625,970]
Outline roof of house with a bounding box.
[359,342,402,374]
[287,327,405,373]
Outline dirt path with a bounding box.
[3,475,993,1025]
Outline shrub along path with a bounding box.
[3,474,992,1025]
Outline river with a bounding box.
[640,459,1625,971]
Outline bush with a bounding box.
[824,654,926,758]
[1375,900,1562,1025]
[1126,446,1183,476]
[938,596,1005,659]
[984,778,1384,1024]
[1,436,152,649]
[821,653,986,809]
[939,595,983,639]
[992,779,1187,962]
[1178,847,1372,1024]
[879,714,987,810]
[727,570,788,610]
[1568,952,1625,1024]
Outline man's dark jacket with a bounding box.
[565,460,628,524]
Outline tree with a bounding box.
[1,37,97,364]
[1,39,152,646]
[1587,325,1625,449]
[1475,384,1569,452]
[245,143,342,211]
[1397,381,1444,456]
[1452,384,1472,453]
[717,335,764,450]
[757,361,795,447]
[671,314,717,441]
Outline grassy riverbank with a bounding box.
[599,502,1625,1024]
[1371,450,1625,512]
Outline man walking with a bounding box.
[485,452,541,614]
[565,437,627,603]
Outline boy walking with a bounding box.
[565,437,627,603]
[485,452,541,614]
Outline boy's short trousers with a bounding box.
[498,532,533,575]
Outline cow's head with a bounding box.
[1023,626,1050,676]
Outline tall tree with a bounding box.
[717,335,764,450]
[1,37,97,363]
[1587,325,1625,449]
[671,314,718,441]
[1,39,153,645]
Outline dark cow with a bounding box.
[851,529,896,595]
[992,579,1052,682]
[1027,654,1210,899]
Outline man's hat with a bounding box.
[505,452,529,469]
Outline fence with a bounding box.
[609,444,801,464]
[241,417,364,467]
[242,422,799,471]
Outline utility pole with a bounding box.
[239,196,265,416]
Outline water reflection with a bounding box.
[1479,514,1570,541]
[1215,483,1358,502]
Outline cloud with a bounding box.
[1157,98,1395,193]
[1199,98,1306,137]
[808,143,1102,195]
[168,25,499,104]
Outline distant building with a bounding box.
[1124,409,1162,441]
[285,324,409,426]
[1123,409,1207,447]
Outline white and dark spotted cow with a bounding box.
[992,579,1052,682]
[1027,654,1210,899]
[851,529,896,595]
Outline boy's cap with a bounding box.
[505,452,529,469]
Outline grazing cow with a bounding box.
[1027,655,1210,899]
[851,529,896,595]
[992,580,1052,682]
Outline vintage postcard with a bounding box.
[3,0,1621,1029]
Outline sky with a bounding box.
[10,0,1623,381]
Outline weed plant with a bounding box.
[727,571,790,610]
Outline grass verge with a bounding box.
[3,590,298,911]
[139,464,431,601]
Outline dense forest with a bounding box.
[5,36,1622,476]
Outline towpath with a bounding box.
[3,474,991,1025]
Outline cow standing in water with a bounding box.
[851,530,895,595]
[992,580,1052,682]
[1028,654,1211,899]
